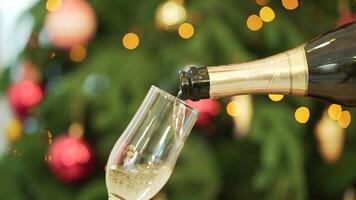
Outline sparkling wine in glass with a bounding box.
[106,86,198,200]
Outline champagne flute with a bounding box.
[106,86,199,200]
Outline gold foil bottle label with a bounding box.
[207,45,308,98]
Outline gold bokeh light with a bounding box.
[122,33,140,50]
[6,118,23,142]
[246,15,263,31]
[69,45,86,62]
[328,104,342,120]
[337,111,351,128]
[50,52,56,59]
[156,0,187,29]
[69,123,84,138]
[178,23,195,39]
[268,94,284,102]
[295,106,310,124]
[46,0,62,12]
[282,0,299,10]
[226,101,239,117]
[259,6,275,22]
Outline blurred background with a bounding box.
[0,0,355,199]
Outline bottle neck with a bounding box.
[179,45,309,100]
[208,45,308,98]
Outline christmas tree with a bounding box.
[0,0,355,199]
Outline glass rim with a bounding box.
[151,85,199,115]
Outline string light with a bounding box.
[122,33,140,50]
[45,155,52,162]
[282,0,299,10]
[295,106,310,123]
[315,111,345,164]
[69,45,86,62]
[328,104,342,120]
[337,111,351,128]
[9,148,23,156]
[155,0,186,30]
[178,23,195,39]
[246,15,263,31]
[259,6,275,22]
[46,0,62,12]
[47,131,53,145]
[50,52,56,59]
[343,188,356,200]
[6,118,23,142]
[226,101,239,117]
[268,94,284,101]
[230,95,253,137]
[255,0,269,6]
[69,123,84,138]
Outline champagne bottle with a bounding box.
[178,22,356,107]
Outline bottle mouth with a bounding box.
[178,70,191,100]
[178,66,210,101]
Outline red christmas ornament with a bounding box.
[186,99,221,126]
[48,134,94,182]
[7,80,43,117]
[337,12,356,26]
[45,0,97,49]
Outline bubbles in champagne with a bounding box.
[106,164,172,200]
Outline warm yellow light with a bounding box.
[178,23,195,39]
[122,33,140,50]
[231,95,253,137]
[295,106,310,124]
[282,0,299,10]
[47,131,53,144]
[337,111,351,128]
[246,15,263,31]
[50,52,56,59]
[255,0,269,6]
[6,119,23,142]
[268,94,284,102]
[328,104,342,120]
[155,1,187,29]
[259,6,275,22]
[45,155,52,162]
[315,111,345,164]
[69,123,84,138]
[69,45,86,62]
[46,0,62,12]
[226,101,239,117]
[161,1,186,26]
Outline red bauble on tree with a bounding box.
[186,99,221,126]
[7,80,43,117]
[48,134,94,182]
[45,0,97,49]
